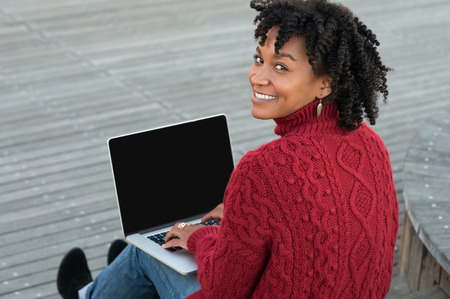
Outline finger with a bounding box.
[162,237,182,249]
[165,224,181,242]
[163,224,203,250]
[201,213,214,222]
[202,204,224,222]
[202,212,220,222]
[163,228,183,249]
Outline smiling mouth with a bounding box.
[254,92,278,100]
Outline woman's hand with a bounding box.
[201,203,224,223]
[163,223,204,250]
[163,203,224,250]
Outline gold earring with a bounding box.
[317,98,323,118]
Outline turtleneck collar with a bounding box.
[274,100,344,136]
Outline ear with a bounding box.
[316,75,332,99]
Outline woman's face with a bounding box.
[249,27,331,120]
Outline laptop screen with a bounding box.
[108,115,234,235]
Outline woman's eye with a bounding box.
[275,64,288,71]
[253,54,263,64]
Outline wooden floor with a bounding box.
[0,0,449,298]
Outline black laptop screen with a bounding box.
[108,115,234,235]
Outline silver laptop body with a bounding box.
[107,114,234,274]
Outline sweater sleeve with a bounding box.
[186,150,272,298]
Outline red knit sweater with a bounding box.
[187,101,399,298]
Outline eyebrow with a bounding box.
[256,46,298,62]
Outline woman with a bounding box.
[58,0,399,297]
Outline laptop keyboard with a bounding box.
[148,219,220,252]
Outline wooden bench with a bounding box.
[398,105,450,296]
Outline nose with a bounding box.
[249,64,270,86]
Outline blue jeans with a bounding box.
[84,244,200,299]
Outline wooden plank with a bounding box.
[441,268,450,296]
[407,202,450,234]
[407,231,425,292]
[420,222,450,277]
[402,285,450,299]
[419,250,442,289]
[399,211,414,275]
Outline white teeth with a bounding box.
[255,92,278,100]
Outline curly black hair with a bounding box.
[250,0,391,131]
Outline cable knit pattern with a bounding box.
[187,101,399,298]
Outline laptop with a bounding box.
[107,114,234,275]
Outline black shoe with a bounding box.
[107,239,128,265]
[57,247,93,299]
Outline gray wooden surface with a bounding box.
[402,285,450,299]
[403,106,450,275]
[0,0,450,298]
